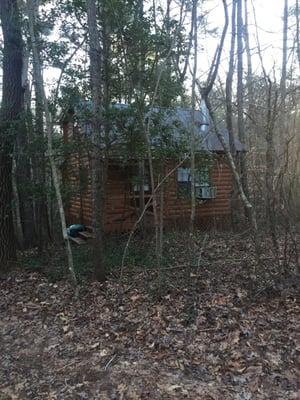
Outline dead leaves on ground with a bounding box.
[0,235,299,399]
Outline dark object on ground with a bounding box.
[67,224,85,238]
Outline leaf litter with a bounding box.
[0,234,299,399]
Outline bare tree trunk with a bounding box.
[27,0,77,286]
[278,0,288,154]
[9,39,27,250]
[206,97,258,232]
[263,0,288,259]
[176,0,194,83]
[12,156,24,249]
[158,170,164,281]
[138,160,145,229]
[190,0,198,232]
[137,0,146,230]
[243,0,257,206]
[226,0,237,157]
[199,0,259,264]
[265,78,279,256]
[23,52,39,243]
[25,1,51,250]
[14,49,36,248]
[226,0,238,227]
[0,0,23,271]
[296,0,300,66]
[140,0,177,266]
[205,96,260,268]
[87,0,106,282]
[243,0,254,121]
[144,123,160,263]
[34,90,51,251]
[280,0,288,101]
[237,0,249,201]
[120,157,188,280]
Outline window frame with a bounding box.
[176,166,212,199]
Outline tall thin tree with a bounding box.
[237,0,250,210]
[243,0,254,121]
[87,0,107,282]
[0,0,23,270]
[296,0,300,66]
[226,0,237,157]
[26,0,77,286]
[190,0,198,231]
[200,0,259,260]
[280,0,288,101]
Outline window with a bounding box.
[131,164,151,194]
[130,166,151,210]
[177,167,214,199]
[195,167,210,187]
[133,182,150,193]
[177,167,191,198]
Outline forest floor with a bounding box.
[0,232,299,399]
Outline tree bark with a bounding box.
[34,86,51,251]
[243,0,254,122]
[138,160,145,227]
[226,0,238,227]
[0,0,23,271]
[205,97,258,235]
[87,0,107,282]
[12,156,24,249]
[27,0,77,286]
[226,0,237,157]
[199,0,258,250]
[280,0,288,102]
[33,0,54,247]
[237,0,249,200]
[265,77,279,256]
[13,47,37,248]
[243,0,257,183]
[137,0,145,229]
[190,0,198,232]
[296,0,300,66]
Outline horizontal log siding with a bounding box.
[163,156,232,227]
[63,122,233,232]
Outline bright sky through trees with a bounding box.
[0,1,292,95]
[200,0,292,81]
[42,0,291,96]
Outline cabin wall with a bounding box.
[163,156,232,228]
[63,121,141,232]
[65,163,138,232]
[63,121,233,232]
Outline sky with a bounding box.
[199,0,290,80]
[45,0,290,93]
[0,0,294,96]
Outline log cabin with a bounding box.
[62,103,244,233]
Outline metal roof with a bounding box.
[159,107,245,152]
[74,101,245,153]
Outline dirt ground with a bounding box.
[0,235,299,399]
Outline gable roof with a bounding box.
[157,106,245,152]
[72,101,245,153]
